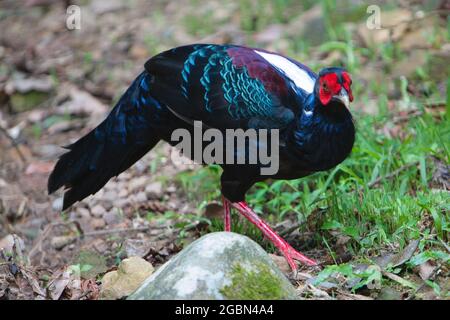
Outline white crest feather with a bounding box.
[254,50,315,94]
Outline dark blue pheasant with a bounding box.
[48,44,355,270]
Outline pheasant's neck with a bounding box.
[289,94,355,171]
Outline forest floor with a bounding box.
[0,0,448,300]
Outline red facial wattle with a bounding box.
[319,72,353,106]
[319,73,340,105]
[342,72,354,102]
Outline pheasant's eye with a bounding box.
[322,82,328,90]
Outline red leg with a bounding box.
[222,195,231,232]
[226,199,318,270]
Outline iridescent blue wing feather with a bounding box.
[145,44,300,130]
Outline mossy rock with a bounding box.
[128,232,298,300]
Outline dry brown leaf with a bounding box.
[47,268,71,300]
[203,202,224,220]
[418,261,436,280]
[21,268,46,298]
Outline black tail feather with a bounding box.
[48,71,161,210]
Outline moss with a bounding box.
[10,91,49,112]
[72,250,107,280]
[220,262,287,300]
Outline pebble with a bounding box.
[51,235,77,250]
[104,209,121,225]
[133,191,147,204]
[101,191,116,210]
[118,189,128,198]
[102,189,116,198]
[76,207,91,219]
[91,204,106,218]
[128,176,148,192]
[145,182,163,199]
[91,239,108,253]
[91,218,106,230]
[123,239,151,258]
[113,199,128,208]
[118,172,131,181]
[100,257,154,300]
[166,185,176,193]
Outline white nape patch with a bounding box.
[255,50,315,94]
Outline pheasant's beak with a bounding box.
[332,88,350,108]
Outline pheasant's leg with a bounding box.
[227,199,318,270]
[222,195,231,232]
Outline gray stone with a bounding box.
[101,191,116,210]
[128,176,148,193]
[118,188,128,198]
[100,257,154,300]
[128,232,298,300]
[133,191,147,203]
[123,239,152,258]
[91,218,106,230]
[145,182,163,199]
[113,199,128,209]
[104,209,121,225]
[76,207,91,219]
[91,204,106,218]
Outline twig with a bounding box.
[0,124,26,163]
[382,270,418,290]
[28,222,74,260]
[82,226,150,237]
[439,238,450,254]
[392,110,423,124]
[367,161,419,189]
[336,290,373,300]
[391,100,445,124]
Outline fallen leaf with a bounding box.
[4,75,53,94]
[373,240,420,269]
[123,239,152,258]
[21,268,46,298]
[56,85,108,117]
[203,202,223,220]
[418,261,435,280]
[47,268,71,300]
